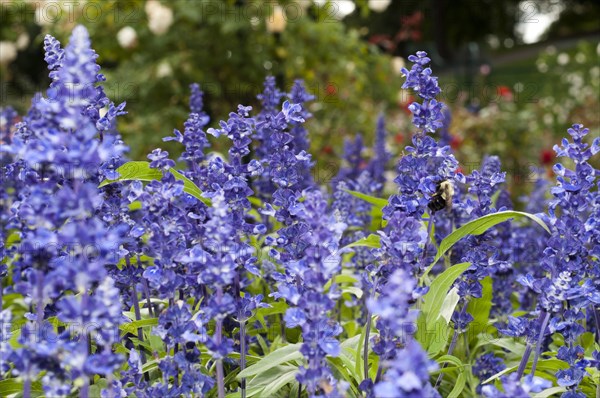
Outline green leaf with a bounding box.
[324,273,358,291]
[532,387,567,398]
[89,378,108,398]
[248,196,263,207]
[355,321,368,381]
[243,365,297,397]
[0,379,44,396]
[436,355,467,398]
[343,234,381,250]
[417,262,471,353]
[99,161,161,186]
[438,287,461,324]
[483,358,569,384]
[341,286,363,299]
[422,211,550,280]
[328,357,361,397]
[99,161,210,205]
[119,318,158,335]
[467,276,493,337]
[259,368,298,396]
[422,262,472,326]
[237,343,302,379]
[448,366,467,398]
[343,189,388,209]
[490,338,527,356]
[437,354,463,367]
[254,301,288,330]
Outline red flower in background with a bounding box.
[450,135,463,150]
[394,132,404,144]
[321,145,333,155]
[400,94,414,115]
[540,148,554,165]
[325,83,337,96]
[497,85,513,101]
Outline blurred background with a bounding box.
[1,0,599,198]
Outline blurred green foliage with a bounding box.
[1,0,401,160]
[1,0,598,204]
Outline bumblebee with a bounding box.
[427,180,454,213]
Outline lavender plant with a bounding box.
[1,25,598,398]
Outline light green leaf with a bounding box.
[355,320,369,381]
[437,354,463,367]
[0,379,44,396]
[422,211,550,280]
[119,318,158,335]
[244,365,297,397]
[99,161,210,205]
[324,273,358,291]
[342,286,363,299]
[438,287,461,324]
[417,262,471,353]
[467,277,493,337]
[532,387,567,398]
[342,234,381,250]
[483,358,569,384]
[248,196,263,207]
[422,262,472,326]
[449,367,467,398]
[259,368,298,396]
[237,343,302,379]
[343,189,388,209]
[436,355,467,398]
[490,338,527,356]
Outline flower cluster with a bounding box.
[2,26,127,396]
[1,26,598,398]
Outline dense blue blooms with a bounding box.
[373,340,439,398]
[473,353,506,392]
[401,51,444,132]
[1,26,128,394]
[164,83,210,178]
[2,24,599,398]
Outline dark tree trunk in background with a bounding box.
[433,0,451,62]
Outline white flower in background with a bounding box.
[313,0,354,19]
[16,33,30,50]
[0,41,18,66]
[368,0,391,12]
[156,61,172,78]
[145,0,174,36]
[117,26,138,49]
[391,56,405,75]
[557,53,569,65]
[266,5,287,33]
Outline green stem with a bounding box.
[240,319,247,398]
[435,329,459,388]
[363,311,372,381]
